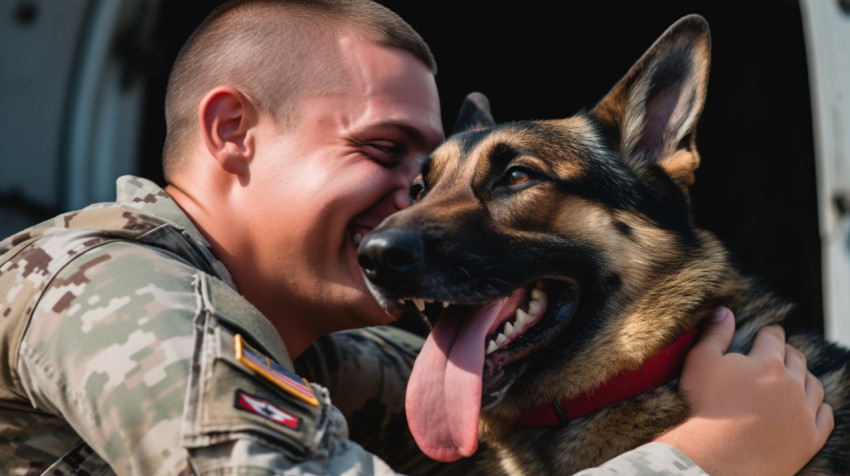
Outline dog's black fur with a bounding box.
[358,14,849,474]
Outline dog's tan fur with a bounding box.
[358,14,849,474]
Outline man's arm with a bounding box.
[16,243,402,475]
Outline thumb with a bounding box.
[692,307,735,357]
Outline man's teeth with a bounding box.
[352,233,363,245]
[486,287,548,355]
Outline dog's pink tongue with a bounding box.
[406,292,522,462]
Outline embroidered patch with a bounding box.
[234,334,319,406]
[234,390,301,430]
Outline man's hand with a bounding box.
[656,307,834,476]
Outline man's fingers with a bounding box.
[748,324,786,360]
[816,402,835,443]
[691,307,735,359]
[805,369,825,408]
[785,344,808,381]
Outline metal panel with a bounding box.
[0,0,90,234]
[800,0,850,346]
[0,0,161,237]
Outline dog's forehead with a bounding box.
[427,116,600,182]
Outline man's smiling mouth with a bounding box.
[349,225,371,246]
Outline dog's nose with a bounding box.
[357,228,423,285]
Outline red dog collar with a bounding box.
[519,329,696,427]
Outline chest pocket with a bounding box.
[181,274,331,460]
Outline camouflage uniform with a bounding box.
[0,176,706,475]
[574,443,707,475]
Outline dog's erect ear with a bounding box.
[451,91,496,134]
[590,14,711,190]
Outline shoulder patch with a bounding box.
[234,390,302,430]
[235,334,319,406]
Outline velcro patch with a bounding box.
[234,390,302,430]
[234,334,319,406]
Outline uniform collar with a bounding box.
[111,175,237,289]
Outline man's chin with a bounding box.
[360,304,403,326]
[348,272,401,324]
[343,289,402,328]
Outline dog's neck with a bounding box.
[518,329,696,427]
[516,233,752,428]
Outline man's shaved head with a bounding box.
[162,0,436,181]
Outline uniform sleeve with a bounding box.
[16,242,402,475]
[573,442,709,475]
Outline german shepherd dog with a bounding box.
[357,14,849,475]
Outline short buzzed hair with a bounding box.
[162,0,436,180]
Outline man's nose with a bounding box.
[390,166,419,211]
[392,184,411,211]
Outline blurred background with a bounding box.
[1,0,848,343]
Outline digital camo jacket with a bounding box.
[0,176,705,475]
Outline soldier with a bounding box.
[0,0,832,475]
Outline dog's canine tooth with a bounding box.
[516,308,532,325]
[530,288,547,305]
[486,340,498,354]
[528,300,542,316]
[413,298,426,311]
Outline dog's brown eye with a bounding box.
[410,180,426,203]
[508,169,530,185]
[412,187,424,203]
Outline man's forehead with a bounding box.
[335,36,436,97]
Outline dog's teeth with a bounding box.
[516,308,532,325]
[531,288,547,304]
[412,298,426,312]
[443,301,450,308]
[504,322,515,337]
[495,333,509,346]
[486,340,498,354]
[528,299,542,316]
[398,299,406,305]
[352,233,363,245]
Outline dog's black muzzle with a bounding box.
[357,227,423,287]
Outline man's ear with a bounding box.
[198,85,258,176]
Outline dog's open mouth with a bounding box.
[480,279,578,407]
[399,278,578,398]
[402,277,579,462]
